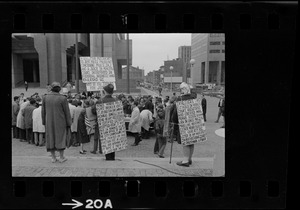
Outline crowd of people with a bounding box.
[12,81,225,167]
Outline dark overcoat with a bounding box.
[42,92,72,151]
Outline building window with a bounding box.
[210,41,221,45]
[222,49,225,53]
[222,41,225,45]
[209,50,220,53]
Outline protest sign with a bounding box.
[176,98,207,146]
[80,57,116,91]
[86,81,116,92]
[96,100,127,155]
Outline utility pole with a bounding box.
[127,33,130,94]
[75,33,79,93]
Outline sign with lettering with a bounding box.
[80,57,116,91]
[96,100,127,155]
[176,98,207,146]
[86,81,116,92]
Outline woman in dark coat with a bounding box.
[76,100,92,154]
[42,82,72,163]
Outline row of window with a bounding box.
[209,49,225,53]
[210,41,225,45]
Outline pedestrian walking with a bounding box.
[171,82,196,167]
[12,96,20,139]
[215,96,224,123]
[155,110,167,158]
[128,99,142,146]
[42,82,72,163]
[201,94,207,122]
[16,99,29,142]
[32,101,45,146]
[24,81,28,91]
[23,98,37,144]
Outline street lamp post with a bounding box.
[170,66,173,92]
[189,59,195,86]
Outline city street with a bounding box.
[12,87,224,177]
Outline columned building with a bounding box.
[12,33,134,92]
[191,33,225,87]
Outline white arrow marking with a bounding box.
[62,199,83,209]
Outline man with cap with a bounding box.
[92,83,118,160]
[170,82,199,167]
[42,82,72,163]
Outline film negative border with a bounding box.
[2,1,297,209]
[5,3,296,32]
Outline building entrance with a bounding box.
[23,59,39,83]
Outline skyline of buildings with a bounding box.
[12,33,225,93]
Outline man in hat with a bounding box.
[42,82,72,163]
[92,84,118,160]
[170,82,201,167]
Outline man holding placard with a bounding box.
[92,84,127,161]
[171,82,207,167]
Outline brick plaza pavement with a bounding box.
[11,87,224,177]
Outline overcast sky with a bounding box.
[129,33,191,74]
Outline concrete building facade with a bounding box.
[178,46,191,83]
[12,33,135,92]
[191,33,225,87]
[122,66,145,85]
[163,58,184,90]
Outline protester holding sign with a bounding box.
[92,84,118,160]
[171,82,199,167]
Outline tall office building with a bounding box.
[178,46,191,83]
[11,33,134,92]
[191,33,225,87]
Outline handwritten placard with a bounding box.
[86,81,116,92]
[176,98,207,146]
[96,100,127,155]
[80,57,116,86]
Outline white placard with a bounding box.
[86,82,116,92]
[80,57,116,84]
[96,101,127,155]
[176,98,207,146]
